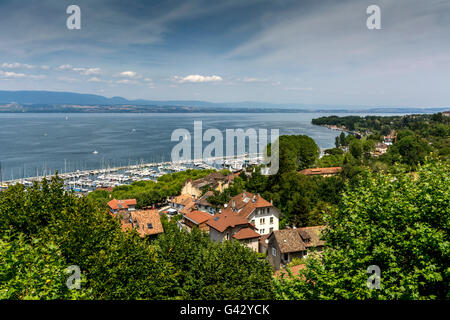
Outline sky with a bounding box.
[0,0,449,107]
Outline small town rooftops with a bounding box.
[169,194,194,206]
[184,210,212,225]
[196,190,214,207]
[270,226,325,253]
[206,210,249,233]
[107,198,137,210]
[298,167,342,176]
[121,209,164,237]
[186,172,228,189]
[232,227,261,240]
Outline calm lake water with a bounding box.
[0,112,407,180]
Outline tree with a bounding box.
[0,233,89,300]
[392,135,429,166]
[274,160,449,300]
[349,139,363,159]
[339,132,346,147]
[154,223,275,299]
[270,135,320,175]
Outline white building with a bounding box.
[226,192,279,236]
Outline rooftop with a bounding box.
[232,227,261,240]
[298,167,342,176]
[206,209,249,233]
[270,226,325,253]
[121,209,164,237]
[184,210,212,225]
[107,198,137,210]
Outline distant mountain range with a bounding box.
[0,90,447,113]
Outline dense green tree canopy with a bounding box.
[274,160,449,300]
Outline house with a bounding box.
[206,209,260,251]
[168,194,195,213]
[227,191,279,236]
[383,130,396,145]
[298,167,342,177]
[119,209,164,239]
[195,190,217,214]
[96,186,114,193]
[178,210,212,232]
[107,198,137,214]
[372,142,388,157]
[181,172,230,199]
[267,226,325,270]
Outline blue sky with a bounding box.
[0,0,449,107]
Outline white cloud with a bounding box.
[173,74,223,83]
[2,62,21,69]
[57,64,73,71]
[87,77,102,82]
[119,71,138,78]
[2,62,36,69]
[3,71,25,78]
[82,68,101,75]
[57,65,101,75]
[0,70,45,79]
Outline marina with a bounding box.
[0,153,265,194]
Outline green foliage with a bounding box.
[270,135,320,174]
[275,160,449,300]
[349,139,363,159]
[0,175,275,300]
[154,223,275,299]
[0,233,88,300]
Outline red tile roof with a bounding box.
[107,198,137,210]
[206,210,249,233]
[269,226,326,253]
[228,192,274,219]
[232,227,261,240]
[169,194,194,206]
[184,210,212,225]
[121,209,164,237]
[298,167,342,176]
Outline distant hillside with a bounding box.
[0,90,227,107]
[0,90,447,113]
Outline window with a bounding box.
[251,219,255,224]
[147,223,153,229]
[260,229,265,234]
[272,248,276,256]
[270,217,274,224]
[260,218,265,225]
[267,208,270,214]
[269,227,273,233]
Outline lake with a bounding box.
[0,112,407,180]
